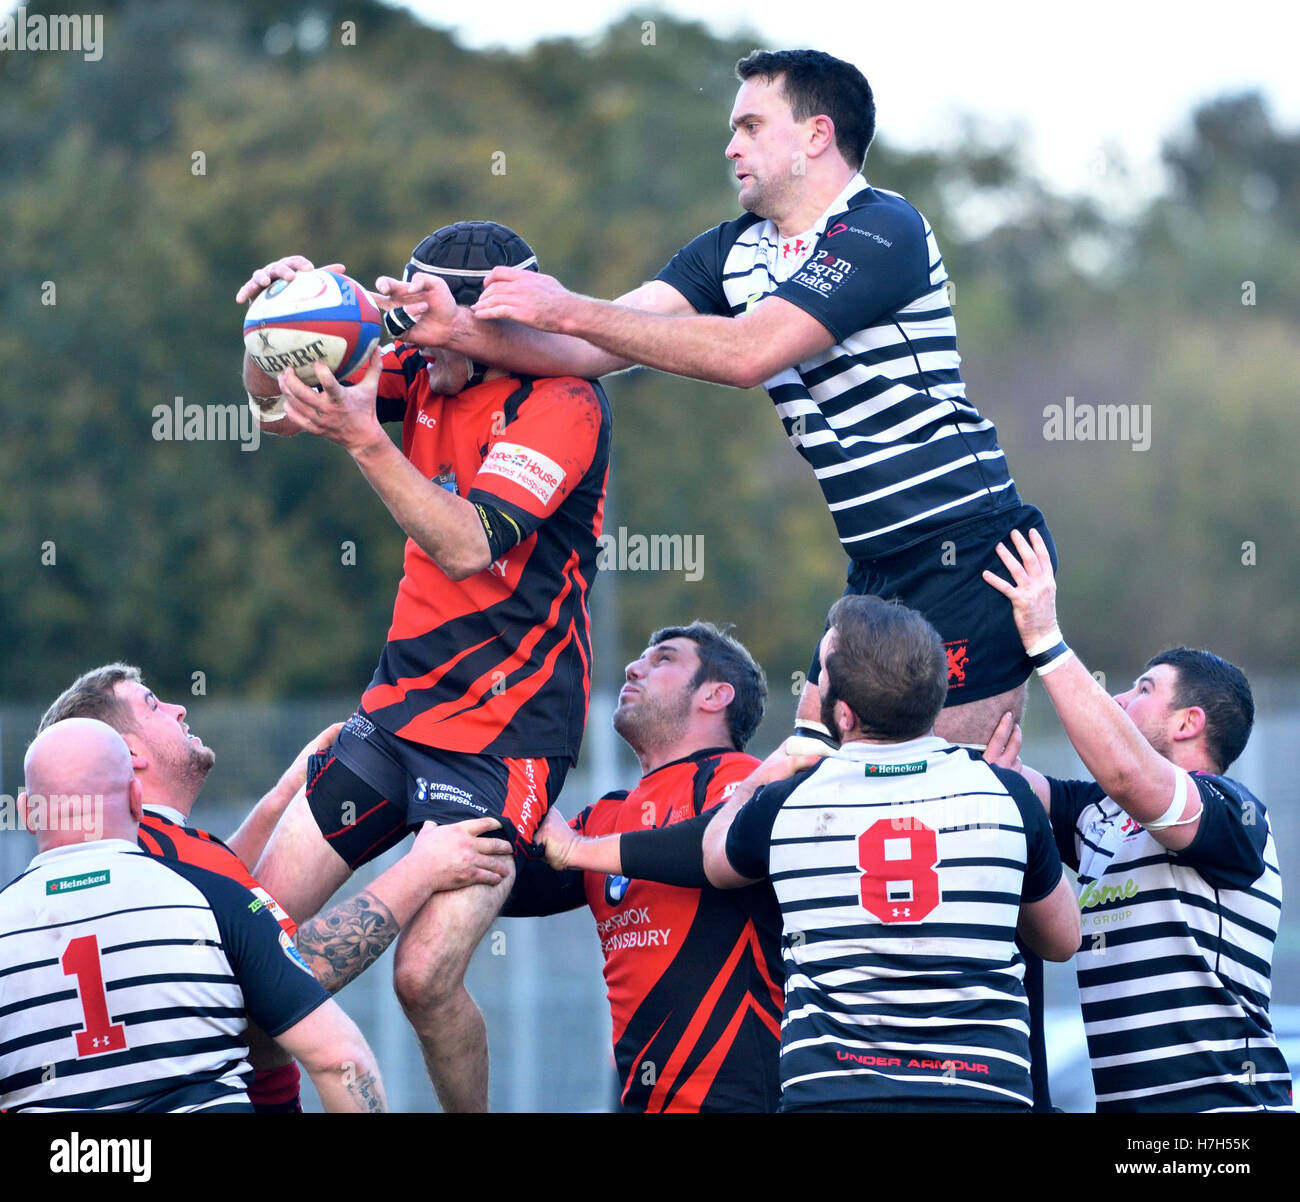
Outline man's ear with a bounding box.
[1173,705,1207,745]
[698,680,735,714]
[17,789,32,834]
[806,114,837,159]
[834,698,857,738]
[127,777,144,824]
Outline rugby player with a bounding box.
[236,221,612,1111]
[373,49,1055,750]
[543,596,1080,1111]
[503,622,783,1111]
[983,529,1292,1111]
[0,719,387,1113]
[38,663,511,1111]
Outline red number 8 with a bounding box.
[857,818,941,924]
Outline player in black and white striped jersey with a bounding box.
[985,529,1292,1112]
[376,48,1054,751]
[541,595,1080,1111]
[0,718,387,1113]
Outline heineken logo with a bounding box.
[47,870,109,894]
[865,761,927,777]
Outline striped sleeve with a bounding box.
[1047,777,1105,871]
[654,222,735,316]
[725,772,808,880]
[991,766,1062,903]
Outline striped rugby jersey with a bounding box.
[1049,772,1292,1112]
[0,839,329,1113]
[725,737,1062,1111]
[656,174,1019,558]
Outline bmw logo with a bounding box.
[604,875,630,906]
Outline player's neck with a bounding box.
[636,731,734,776]
[139,778,198,819]
[772,165,859,238]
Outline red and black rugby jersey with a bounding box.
[361,344,611,761]
[508,749,784,1112]
[136,809,297,938]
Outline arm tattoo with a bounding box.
[345,1069,385,1114]
[295,891,398,994]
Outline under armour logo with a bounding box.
[891,906,912,919]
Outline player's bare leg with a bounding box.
[252,788,353,924]
[796,678,1027,749]
[392,852,516,1112]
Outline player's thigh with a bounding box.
[393,854,516,997]
[934,684,1027,747]
[252,789,354,923]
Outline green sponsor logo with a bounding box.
[865,761,927,777]
[46,870,110,895]
[1079,877,1138,910]
[248,898,265,914]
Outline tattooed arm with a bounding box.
[276,1000,389,1113]
[294,816,512,993]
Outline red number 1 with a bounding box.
[858,818,941,924]
[61,934,128,1057]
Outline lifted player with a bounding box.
[236,222,611,1111]
[504,622,782,1112]
[374,49,1054,750]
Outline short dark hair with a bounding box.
[38,663,143,736]
[736,49,876,170]
[1146,647,1254,772]
[824,596,947,740]
[648,622,767,751]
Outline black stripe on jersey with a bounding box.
[784,995,1029,1033]
[0,988,77,1019]
[769,865,859,884]
[788,966,1025,998]
[0,1034,248,1096]
[793,950,1022,977]
[1090,1028,1288,1070]
[106,971,237,991]
[1083,985,1261,1023]
[5,1059,252,1114]
[139,824,179,857]
[0,955,57,980]
[0,1022,80,1059]
[0,902,214,940]
[789,920,1019,945]
[114,1004,248,1026]
[103,937,222,956]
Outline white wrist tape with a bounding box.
[1144,770,1197,831]
[1035,647,1075,677]
[1025,627,1064,657]
[248,391,286,422]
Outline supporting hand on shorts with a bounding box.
[409,817,513,891]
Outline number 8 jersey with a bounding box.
[725,737,1062,1112]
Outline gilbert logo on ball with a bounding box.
[243,269,381,384]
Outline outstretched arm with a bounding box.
[226,722,343,868]
[373,273,694,380]
[471,269,835,389]
[294,818,512,993]
[984,529,1202,849]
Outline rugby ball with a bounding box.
[243,269,382,385]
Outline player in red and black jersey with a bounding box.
[504,622,783,1112]
[238,223,612,1111]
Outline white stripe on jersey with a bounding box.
[1070,786,1290,1112]
[719,174,1015,555]
[765,737,1041,1109]
[0,841,253,1112]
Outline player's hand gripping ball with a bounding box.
[243,269,381,387]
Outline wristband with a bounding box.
[1035,646,1075,676]
[1144,770,1201,831]
[792,719,839,750]
[247,390,286,422]
[1025,627,1064,658]
[382,305,417,340]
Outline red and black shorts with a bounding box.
[305,712,569,870]
[807,503,1058,706]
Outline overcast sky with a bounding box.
[394,0,1299,200]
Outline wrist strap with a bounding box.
[1025,627,1064,658]
[247,390,286,421]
